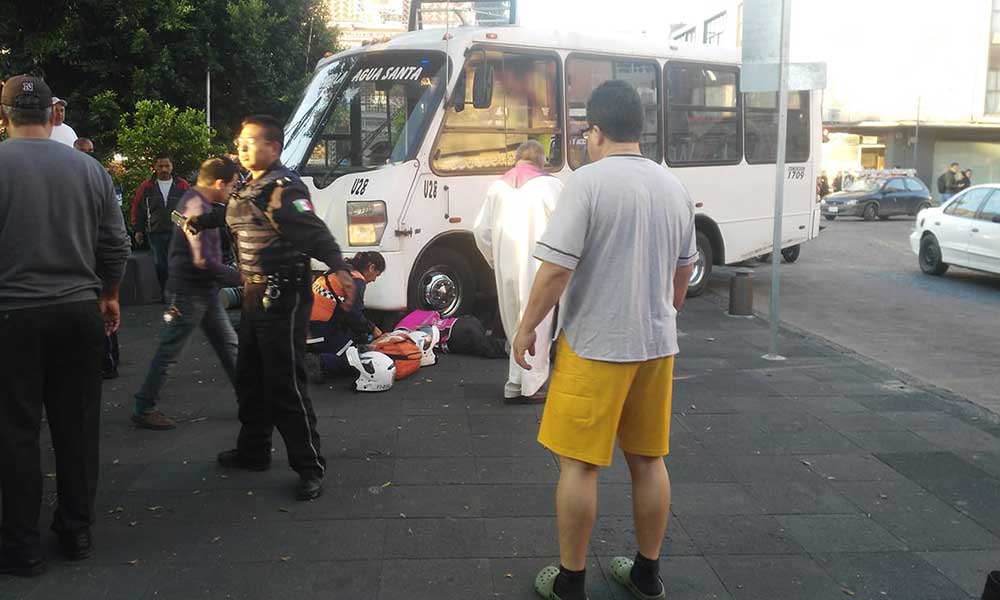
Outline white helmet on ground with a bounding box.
[345,346,396,392]
[408,326,440,367]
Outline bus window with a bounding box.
[665,63,741,165]
[566,56,661,169]
[744,91,810,164]
[432,49,563,173]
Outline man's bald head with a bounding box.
[73,138,94,154]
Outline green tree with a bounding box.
[0,0,337,156]
[116,99,225,224]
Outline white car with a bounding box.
[911,184,1000,276]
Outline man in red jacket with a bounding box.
[130,155,189,299]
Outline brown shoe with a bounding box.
[131,410,177,430]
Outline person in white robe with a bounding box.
[474,140,563,403]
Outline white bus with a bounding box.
[281,26,822,316]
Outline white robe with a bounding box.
[474,173,563,398]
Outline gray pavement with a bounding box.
[3,297,1000,599]
[706,217,1000,414]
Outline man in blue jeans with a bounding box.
[132,157,243,430]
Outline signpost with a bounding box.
[741,0,826,361]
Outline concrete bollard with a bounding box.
[728,268,754,316]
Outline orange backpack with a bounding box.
[368,331,423,381]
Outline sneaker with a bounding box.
[131,410,177,430]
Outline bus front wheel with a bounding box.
[686,231,713,298]
[408,247,477,317]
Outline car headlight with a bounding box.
[347,201,387,246]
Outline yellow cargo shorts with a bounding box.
[538,335,674,466]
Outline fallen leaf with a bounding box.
[127,559,140,566]
[504,573,513,579]
[278,556,291,562]
[247,491,254,496]
[841,588,856,597]
[147,505,164,512]
[212,536,221,543]
[381,481,392,488]
[128,521,138,527]
[278,508,290,513]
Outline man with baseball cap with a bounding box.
[49,95,78,146]
[0,75,130,576]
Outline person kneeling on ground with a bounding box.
[132,157,243,430]
[305,251,386,382]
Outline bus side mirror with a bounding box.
[451,72,467,113]
[472,62,494,109]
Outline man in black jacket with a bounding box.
[203,115,355,501]
[131,155,190,297]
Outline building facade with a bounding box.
[671,0,1000,197]
[329,0,410,48]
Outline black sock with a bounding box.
[553,564,586,600]
[630,552,662,596]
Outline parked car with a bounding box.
[822,175,933,221]
[911,184,1000,276]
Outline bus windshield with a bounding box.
[282,50,448,186]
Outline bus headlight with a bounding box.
[347,201,387,246]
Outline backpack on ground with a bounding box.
[368,331,423,380]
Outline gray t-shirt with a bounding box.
[0,138,130,310]
[534,155,697,362]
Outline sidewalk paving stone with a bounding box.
[6,299,1000,599]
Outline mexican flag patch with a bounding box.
[292,198,314,213]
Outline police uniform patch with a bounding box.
[292,199,314,213]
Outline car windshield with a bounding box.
[282,50,448,187]
[844,177,884,192]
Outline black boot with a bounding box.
[983,570,1000,600]
[296,475,323,501]
[217,449,270,471]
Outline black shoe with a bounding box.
[217,449,270,471]
[56,528,92,561]
[0,548,45,577]
[296,475,323,501]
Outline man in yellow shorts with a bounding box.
[512,80,697,600]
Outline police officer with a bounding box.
[213,114,355,501]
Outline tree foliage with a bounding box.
[0,0,337,158]
[116,99,225,222]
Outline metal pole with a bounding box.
[913,96,921,170]
[764,0,792,362]
[206,68,211,129]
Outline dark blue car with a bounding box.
[822,176,934,221]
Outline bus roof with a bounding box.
[318,25,741,70]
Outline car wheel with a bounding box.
[918,234,949,276]
[862,203,879,221]
[824,215,836,221]
[686,231,713,298]
[781,244,801,263]
[408,247,477,317]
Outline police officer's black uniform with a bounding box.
[217,161,348,497]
